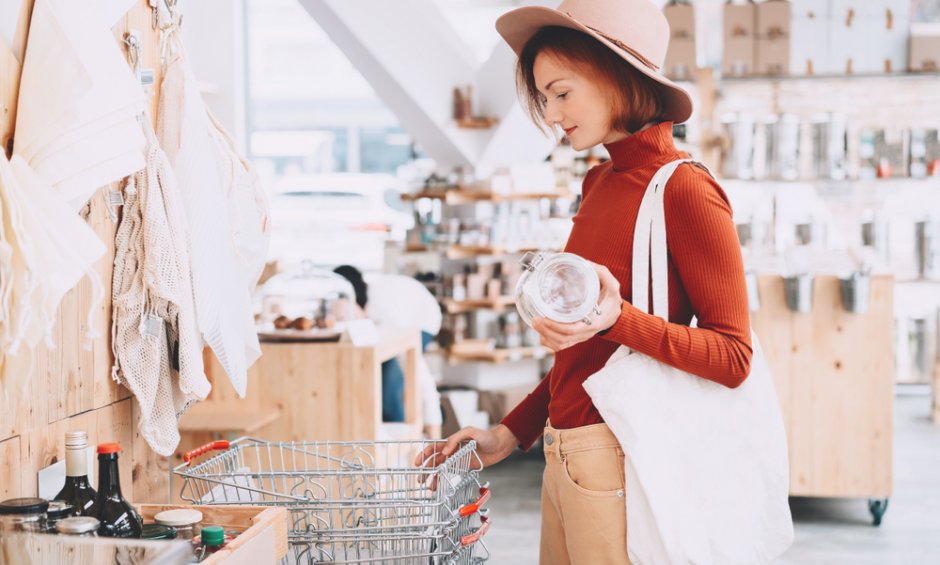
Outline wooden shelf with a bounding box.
[456,117,499,129]
[447,346,552,365]
[719,70,940,84]
[402,189,568,205]
[444,296,516,314]
[446,245,541,260]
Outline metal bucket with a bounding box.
[839,272,871,314]
[784,273,814,313]
[736,223,753,247]
[745,271,761,312]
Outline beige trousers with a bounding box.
[539,423,631,565]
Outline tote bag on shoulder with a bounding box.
[582,159,794,565]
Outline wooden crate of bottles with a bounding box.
[137,504,289,564]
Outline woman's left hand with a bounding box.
[532,262,624,352]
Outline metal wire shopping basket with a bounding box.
[173,437,491,564]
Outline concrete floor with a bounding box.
[481,393,940,564]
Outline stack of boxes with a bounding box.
[720,0,923,77]
[663,0,697,80]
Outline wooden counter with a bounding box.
[178,327,424,458]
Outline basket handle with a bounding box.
[458,487,491,517]
[460,514,491,547]
[184,440,230,465]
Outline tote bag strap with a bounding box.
[631,159,712,321]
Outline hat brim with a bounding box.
[495,6,693,125]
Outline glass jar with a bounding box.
[154,508,203,540]
[55,516,100,537]
[514,252,600,328]
[0,497,49,533]
[141,523,178,540]
[44,500,75,533]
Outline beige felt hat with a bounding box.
[496,0,693,124]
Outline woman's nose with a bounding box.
[543,100,562,126]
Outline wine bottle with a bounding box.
[53,431,98,517]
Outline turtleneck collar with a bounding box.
[603,122,677,172]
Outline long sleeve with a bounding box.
[501,367,553,450]
[600,164,753,388]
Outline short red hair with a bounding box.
[516,26,666,135]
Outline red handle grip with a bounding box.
[460,515,491,547]
[458,487,491,517]
[184,440,230,465]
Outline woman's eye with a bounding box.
[556,92,568,99]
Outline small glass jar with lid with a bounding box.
[44,500,75,533]
[514,252,600,328]
[55,516,100,537]
[154,508,203,540]
[0,497,49,533]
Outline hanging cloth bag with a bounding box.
[582,159,794,565]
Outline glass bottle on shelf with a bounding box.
[195,525,229,561]
[54,430,98,517]
[94,443,143,538]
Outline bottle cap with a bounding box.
[155,508,203,527]
[65,431,88,448]
[55,516,100,535]
[0,497,49,515]
[141,523,178,540]
[46,500,75,520]
[201,525,225,546]
[96,443,122,454]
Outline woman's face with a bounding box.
[533,52,628,150]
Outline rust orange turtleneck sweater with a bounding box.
[501,122,753,450]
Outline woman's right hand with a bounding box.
[414,424,519,470]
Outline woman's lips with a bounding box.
[564,126,577,136]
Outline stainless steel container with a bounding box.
[784,273,814,313]
[745,271,761,312]
[721,113,756,180]
[915,220,936,279]
[810,113,848,180]
[839,271,871,315]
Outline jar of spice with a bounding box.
[0,498,49,533]
[154,508,203,540]
[44,500,75,533]
[55,516,100,537]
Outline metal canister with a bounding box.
[839,271,871,315]
[784,273,814,313]
[915,220,936,279]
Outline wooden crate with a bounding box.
[138,504,289,564]
[0,533,193,564]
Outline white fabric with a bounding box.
[13,0,145,209]
[368,274,443,426]
[367,275,443,335]
[0,154,105,357]
[111,117,210,456]
[582,160,793,565]
[157,30,269,397]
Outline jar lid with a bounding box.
[0,497,49,515]
[65,430,88,448]
[141,523,178,540]
[46,500,75,519]
[55,516,100,534]
[155,508,203,527]
[201,525,225,546]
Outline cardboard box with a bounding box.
[756,0,791,41]
[790,2,831,75]
[909,23,940,72]
[722,1,757,76]
[756,37,789,75]
[664,1,695,41]
[478,385,535,425]
[664,38,697,80]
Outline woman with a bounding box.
[418,1,752,563]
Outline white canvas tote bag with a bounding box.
[582,159,794,565]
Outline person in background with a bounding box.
[333,265,444,439]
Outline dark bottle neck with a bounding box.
[97,454,123,497]
[65,475,92,487]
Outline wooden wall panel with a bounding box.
[0,0,170,503]
[753,274,894,499]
